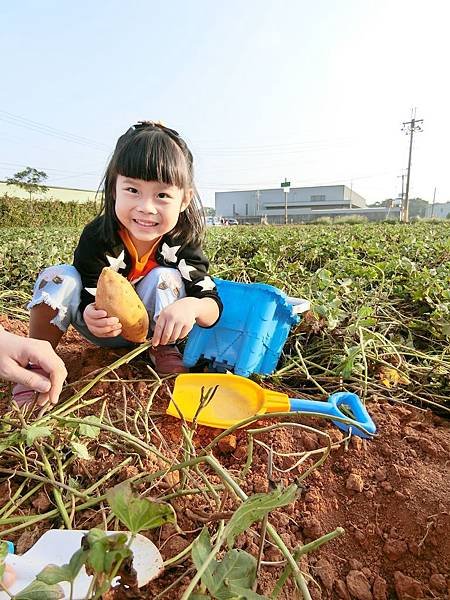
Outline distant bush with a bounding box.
[413,216,446,223]
[0,195,98,228]
[333,215,369,224]
[315,216,333,225]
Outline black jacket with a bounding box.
[73,216,222,324]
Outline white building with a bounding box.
[215,185,400,224]
[425,201,450,219]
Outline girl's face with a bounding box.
[115,175,192,254]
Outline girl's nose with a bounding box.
[139,196,157,213]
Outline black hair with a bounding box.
[97,121,205,246]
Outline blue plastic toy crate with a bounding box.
[183,278,309,377]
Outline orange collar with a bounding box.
[118,228,161,264]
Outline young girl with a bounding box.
[13,121,222,404]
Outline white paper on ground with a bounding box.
[1,529,163,600]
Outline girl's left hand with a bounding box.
[152,298,199,346]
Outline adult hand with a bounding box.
[151,297,199,346]
[83,303,122,338]
[1,564,16,589]
[0,327,67,406]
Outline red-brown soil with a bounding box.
[1,316,449,600]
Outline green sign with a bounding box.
[281,181,290,187]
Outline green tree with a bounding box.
[6,166,49,201]
[203,206,216,217]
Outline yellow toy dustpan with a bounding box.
[167,373,376,438]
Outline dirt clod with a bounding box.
[346,569,373,600]
[428,573,447,593]
[335,579,351,600]
[372,576,388,600]
[394,571,423,599]
[314,558,335,592]
[346,473,364,492]
[217,434,237,454]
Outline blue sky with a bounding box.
[1,0,449,207]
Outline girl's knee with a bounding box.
[139,267,184,293]
[36,265,82,293]
[146,266,182,283]
[136,267,186,313]
[29,265,83,331]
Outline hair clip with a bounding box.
[133,121,180,137]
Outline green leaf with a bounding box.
[0,432,20,452]
[335,345,361,379]
[37,548,88,585]
[225,485,297,548]
[78,416,101,439]
[103,546,131,573]
[36,564,72,585]
[13,579,65,599]
[21,426,52,446]
[84,528,106,546]
[68,548,88,581]
[212,550,257,599]
[192,528,216,593]
[0,541,8,562]
[107,482,175,534]
[83,530,130,577]
[71,441,90,460]
[86,538,107,573]
[227,584,269,599]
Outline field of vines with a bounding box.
[0,221,449,599]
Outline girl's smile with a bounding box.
[115,175,192,255]
[133,218,158,228]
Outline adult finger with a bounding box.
[178,324,192,340]
[30,345,67,406]
[168,323,184,344]
[36,390,51,407]
[2,360,52,392]
[160,321,177,346]
[151,317,165,347]
[2,564,16,589]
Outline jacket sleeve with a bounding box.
[157,240,223,328]
[73,224,114,314]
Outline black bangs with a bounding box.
[98,123,205,246]
[114,130,190,189]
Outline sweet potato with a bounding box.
[95,267,149,342]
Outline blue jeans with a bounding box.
[28,265,186,348]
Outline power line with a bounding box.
[0,109,110,152]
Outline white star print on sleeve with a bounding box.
[106,250,126,272]
[161,243,181,263]
[178,259,197,281]
[85,287,97,297]
[195,276,216,291]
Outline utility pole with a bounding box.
[397,170,406,219]
[281,178,291,225]
[397,170,406,201]
[401,109,423,223]
[431,187,436,218]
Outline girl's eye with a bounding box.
[126,187,138,194]
[158,192,170,199]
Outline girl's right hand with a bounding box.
[83,303,123,338]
